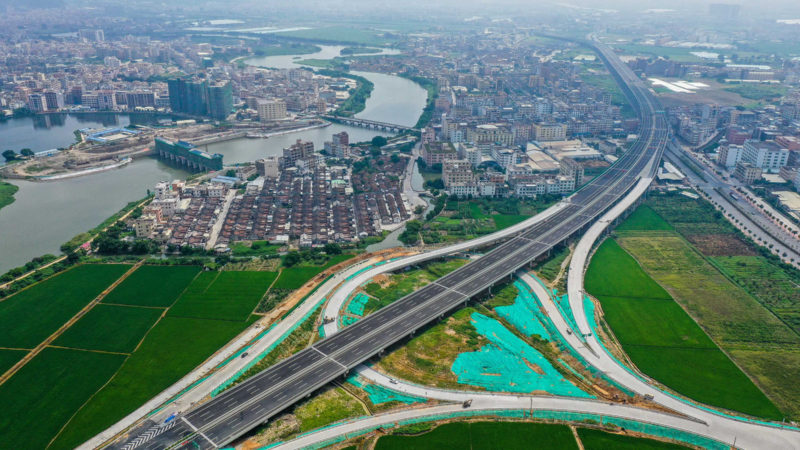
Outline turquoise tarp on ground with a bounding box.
[495,280,551,341]
[346,374,424,405]
[347,293,370,316]
[341,315,359,327]
[451,313,593,397]
[363,384,426,404]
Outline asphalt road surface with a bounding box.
[108,39,669,450]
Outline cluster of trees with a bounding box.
[92,222,160,255]
[416,157,442,174]
[424,178,445,190]
[0,253,81,300]
[0,254,58,283]
[398,220,423,246]
[283,243,342,267]
[2,149,34,162]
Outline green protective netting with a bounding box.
[347,293,370,317]
[495,280,551,341]
[451,313,593,398]
[341,315,359,327]
[555,293,580,334]
[364,384,426,405]
[344,258,396,282]
[346,374,425,405]
[514,276,635,397]
[583,295,598,332]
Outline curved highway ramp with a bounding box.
[104,40,669,450]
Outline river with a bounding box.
[0,113,177,160]
[206,45,424,162]
[0,46,427,274]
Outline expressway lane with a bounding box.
[108,40,668,450]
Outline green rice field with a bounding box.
[102,265,200,307]
[577,427,690,449]
[586,239,782,419]
[376,422,578,450]
[0,347,126,449]
[272,254,355,291]
[0,349,26,374]
[0,262,278,450]
[615,206,673,231]
[0,264,130,348]
[50,316,254,450]
[272,267,325,290]
[53,304,163,353]
[167,271,276,321]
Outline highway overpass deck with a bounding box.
[108,40,668,450]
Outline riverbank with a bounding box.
[317,69,375,116]
[0,181,18,212]
[399,74,438,129]
[39,158,132,181]
[246,121,331,138]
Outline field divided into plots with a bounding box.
[0,263,276,450]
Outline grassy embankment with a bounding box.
[252,43,320,57]
[722,84,788,101]
[340,46,382,55]
[399,74,438,129]
[0,181,18,212]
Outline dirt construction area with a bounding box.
[0,123,232,178]
[685,233,758,257]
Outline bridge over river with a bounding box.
[320,115,416,133]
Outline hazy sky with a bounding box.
[3,0,800,19]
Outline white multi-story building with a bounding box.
[97,91,116,110]
[492,148,516,169]
[718,145,744,169]
[457,143,481,167]
[443,159,475,188]
[257,99,287,121]
[207,184,225,198]
[256,157,280,178]
[152,197,178,216]
[534,123,567,141]
[81,94,100,110]
[154,181,173,199]
[448,128,466,143]
[742,140,789,173]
